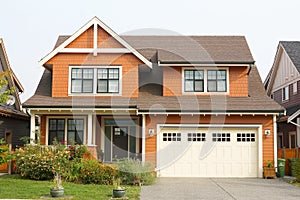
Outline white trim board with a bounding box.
[38,16,152,68]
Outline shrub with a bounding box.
[0,138,12,165]
[294,159,300,182]
[15,145,70,180]
[114,158,156,185]
[79,159,117,185]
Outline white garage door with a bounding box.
[157,126,258,177]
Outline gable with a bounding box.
[39,17,152,68]
[270,46,300,93]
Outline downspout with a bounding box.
[142,114,146,164]
[273,114,277,172]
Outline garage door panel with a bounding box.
[158,127,258,177]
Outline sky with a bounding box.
[1,0,300,102]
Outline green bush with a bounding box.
[79,159,117,185]
[114,158,156,185]
[294,159,300,182]
[15,145,70,180]
[0,138,12,165]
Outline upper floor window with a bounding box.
[283,86,289,101]
[207,70,227,92]
[184,70,204,92]
[183,68,228,93]
[293,82,297,94]
[69,66,121,95]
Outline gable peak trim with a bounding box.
[38,16,152,68]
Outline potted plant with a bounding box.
[112,178,126,198]
[50,172,64,197]
[263,161,276,179]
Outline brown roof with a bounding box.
[23,66,283,113]
[54,35,255,64]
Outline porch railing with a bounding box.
[277,148,300,175]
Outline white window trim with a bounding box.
[277,132,283,149]
[293,82,297,94]
[68,66,122,96]
[282,86,289,101]
[288,131,296,149]
[182,67,230,95]
[46,116,87,145]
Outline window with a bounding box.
[48,118,85,145]
[184,70,204,92]
[97,68,119,93]
[183,68,227,93]
[212,133,230,142]
[49,119,65,144]
[187,133,206,142]
[283,86,289,101]
[162,133,181,141]
[69,66,121,95]
[293,82,297,94]
[237,133,255,142]
[67,119,84,144]
[207,70,227,92]
[71,68,93,93]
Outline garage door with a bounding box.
[157,126,258,177]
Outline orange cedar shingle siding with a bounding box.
[145,115,274,166]
[40,115,46,145]
[97,25,124,48]
[48,53,140,98]
[163,66,249,97]
[66,26,94,48]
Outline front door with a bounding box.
[113,127,128,160]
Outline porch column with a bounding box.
[142,114,146,164]
[30,112,35,144]
[87,114,93,146]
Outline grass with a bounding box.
[0,174,140,199]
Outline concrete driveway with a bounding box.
[140,178,300,200]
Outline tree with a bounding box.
[0,71,15,104]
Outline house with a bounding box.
[0,38,29,148]
[23,17,283,178]
[264,41,300,149]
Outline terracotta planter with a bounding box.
[263,167,276,179]
[50,188,64,197]
[112,188,126,198]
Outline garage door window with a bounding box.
[212,133,230,142]
[187,133,206,142]
[163,133,181,141]
[237,133,255,142]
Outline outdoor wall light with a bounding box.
[264,129,271,136]
[148,128,154,137]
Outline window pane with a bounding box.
[185,80,194,91]
[195,80,204,92]
[68,131,76,143]
[71,80,82,93]
[97,69,107,79]
[68,119,75,131]
[76,131,84,144]
[82,80,93,93]
[57,120,65,130]
[195,70,203,80]
[108,80,119,93]
[75,119,84,130]
[217,70,226,79]
[185,70,193,80]
[97,80,107,93]
[208,81,216,92]
[83,69,93,79]
[217,80,226,92]
[49,120,57,130]
[208,70,216,80]
[72,69,82,79]
[109,69,119,79]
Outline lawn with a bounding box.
[0,174,140,199]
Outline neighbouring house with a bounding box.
[23,17,283,178]
[264,41,300,150]
[0,38,29,148]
